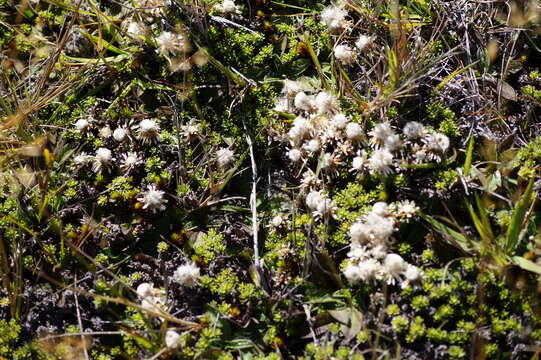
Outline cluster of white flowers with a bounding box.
[138,185,167,213]
[343,201,423,287]
[172,262,200,287]
[136,282,167,315]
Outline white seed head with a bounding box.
[403,121,426,140]
[426,133,450,153]
[305,190,323,210]
[287,148,302,162]
[95,148,112,164]
[165,329,181,348]
[138,185,167,213]
[75,118,90,131]
[305,139,321,153]
[137,283,153,299]
[216,148,236,168]
[315,91,338,115]
[372,202,390,217]
[368,149,393,175]
[369,122,395,146]
[294,92,316,112]
[113,127,127,142]
[355,34,373,51]
[99,126,112,139]
[383,253,407,274]
[331,113,348,129]
[172,262,200,287]
[334,44,357,65]
[346,122,363,140]
[321,5,349,31]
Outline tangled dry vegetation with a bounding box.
[1,0,541,358]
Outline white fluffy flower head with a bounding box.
[216,148,236,168]
[368,149,393,175]
[138,185,167,213]
[334,44,357,65]
[369,122,395,146]
[173,262,200,287]
[93,148,112,172]
[75,118,90,132]
[113,127,127,142]
[136,119,161,143]
[165,330,181,348]
[321,5,350,31]
[345,122,363,140]
[355,34,373,51]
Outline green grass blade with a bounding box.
[505,178,535,254]
[421,214,478,254]
[464,136,474,177]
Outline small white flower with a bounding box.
[305,190,323,210]
[74,152,91,166]
[349,222,370,243]
[347,243,370,260]
[426,133,450,154]
[368,149,393,175]
[121,152,140,172]
[315,91,338,115]
[136,119,161,143]
[351,151,369,172]
[403,121,426,140]
[321,5,350,31]
[304,139,321,153]
[384,134,402,151]
[172,262,200,287]
[355,34,373,51]
[294,92,316,112]
[165,329,181,348]
[216,148,236,168]
[113,127,128,142]
[75,118,90,132]
[136,282,154,299]
[372,202,390,217]
[343,263,363,284]
[138,185,167,213]
[393,200,419,218]
[271,215,284,227]
[314,198,337,219]
[369,122,395,147]
[345,122,363,140]
[216,0,241,14]
[334,44,357,65]
[383,253,407,275]
[287,148,302,162]
[93,147,113,172]
[156,31,190,56]
[126,21,148,38]
[331,113,348,129]
[99,126,112,139]
[282,79,303,97]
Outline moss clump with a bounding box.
[192,229,226,264]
